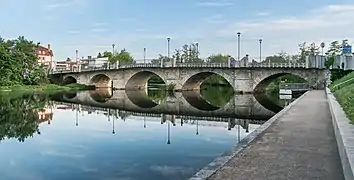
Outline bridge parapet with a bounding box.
[50,62,311,74]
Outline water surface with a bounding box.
[0,88,297,180]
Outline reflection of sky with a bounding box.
[0,109,261,180]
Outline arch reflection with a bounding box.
[182,86,234,111]
[125,88,166,109]
[89,89,113,103]
[63,91,77,100]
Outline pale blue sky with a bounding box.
[1,0,354,62]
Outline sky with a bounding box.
[1,0,354,62]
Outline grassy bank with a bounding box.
[0,83,95,93]
[330,71,354,123]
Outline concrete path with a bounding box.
[209,90,343,180]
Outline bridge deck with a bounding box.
[209,90,343,180]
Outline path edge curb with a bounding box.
[326,87,354,180]
[189,91,310,180]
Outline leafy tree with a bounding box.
[0,36,47,86]
[151,54,170,65]
[115,49,134,65]
[102,51,113,59]
[99,49,134,65]
[206,54,230,63]
[97,52,103,58]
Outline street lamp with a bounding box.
[112,44,115,69]
[196,42,199,60]
[320,42,325,56]
[167,37,171,67]
[75,50,79,72]
[237,32,241,61]
[167,122,171,144]
[259,39,263,63]
[143,47,146,64]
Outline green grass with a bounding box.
[0,83,95,93]
[330,71,354,123]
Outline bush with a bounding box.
[330,71,354,122]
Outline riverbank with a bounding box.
[330,71,354,122]
[192,91,343,180]
[0,83,95,93]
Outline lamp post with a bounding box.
[143,47,146,64]
[259,39,262,63]
[75,50,79,72]
[196,120,199,135]
[167,37,171,67]
[237,32,241,61]
[112,44,115,69]
[320,42,325,56]
[196,42,199,60]
[112,114,115,134]
[167,122,171,144]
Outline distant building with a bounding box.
[54,58,80,71]
[80,56,109,70]
[38,105,54,124]
[37,44,54,70]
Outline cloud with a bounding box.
[256,11,272,17]
[211,3,354,56]
[44,0,74,9]
[43,0,88,11]
[92,22,107,27]
[201,14,226,24]
[90,28,107,33]
[195,1,233,7]
[67,30,81,34]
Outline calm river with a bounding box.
[0,87,299,180]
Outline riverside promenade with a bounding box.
[209,91,344,180]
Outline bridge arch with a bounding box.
[125,71,166,90]
[63,76,77,85]
[253,71,307,93]
[182,71,234,91]
[89,74,112,88]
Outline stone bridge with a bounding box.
[49,63,327,93]
[53,89,282,120]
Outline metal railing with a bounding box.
[279,83,309,90]
[49,62,308,74]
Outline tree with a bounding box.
[115,49,134,65]
[151,54,170,65]
[175,43,203,63]
[97,52,103,58]
[0,36,47,86]
[206,54,229,63]
[102,51,113,59]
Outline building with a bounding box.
[37,44,54,70]
[54,58,79,71]
[80,56,109,70]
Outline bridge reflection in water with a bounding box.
[51,88,296,138]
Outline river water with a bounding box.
[0,87,299,180]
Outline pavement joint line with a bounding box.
[188,91,310,180]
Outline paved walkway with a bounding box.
[209,90,344,180]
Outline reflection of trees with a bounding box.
[200,86,234,107]
[0,93,48,142]
[147,88,167,103]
